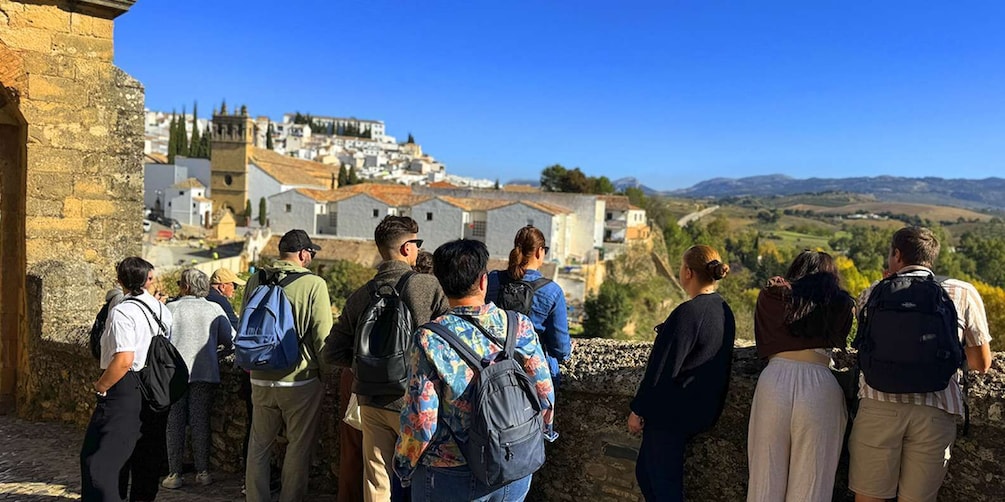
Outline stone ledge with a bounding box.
[67,0,135,20]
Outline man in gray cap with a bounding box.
[242,229,333,502]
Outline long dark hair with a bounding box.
[783,250,843,325]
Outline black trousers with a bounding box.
[80,372,143,502]
[636,428,691,502]
[119,406,168,501]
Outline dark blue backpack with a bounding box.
[854,273,965,394]
[235,270,307,371]
[422,310,546,488]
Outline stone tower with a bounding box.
[210,104,256,221]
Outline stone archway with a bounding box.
[0,83,28,414]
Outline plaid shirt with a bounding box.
[393,303,555,482]
[856,266,992,417]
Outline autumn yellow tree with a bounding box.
[972,281,1005,352]
[834,255,880,300]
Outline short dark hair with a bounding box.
[414,250,434,274]
[433,239,489,299]
[374,215,419,254]
[891,226,940,267]
[117,256,154,295]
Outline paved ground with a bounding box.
[0,414,324,501]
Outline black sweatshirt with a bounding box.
[630,292,736,435]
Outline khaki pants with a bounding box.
[246,379,323,502]
[360,405,402,502]
[849,398,957,502]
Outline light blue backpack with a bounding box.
[235,270,306,371]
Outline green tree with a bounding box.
[167,111,177,164]
[830,225,890,274]
[338,165,349,187]
[561,167,592,193]
[494,178,501,190]
[318,259,377,310]
[203,124,212,158]
[258,197,267,226]
[957,232,1005,286]
[348,166,360,185]
[177,106,189,157]
[583,281,634,338]
[591,176,616,194]
[407,133,415,144]
[189,102,201,157]
[540,164,568,192]
[266,123,274,150]
[244,199,252,221]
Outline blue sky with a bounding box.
[115,1,1005,190]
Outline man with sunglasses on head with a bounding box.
[242,229,333,502]
[325,215,449,502]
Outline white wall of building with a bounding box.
[167,186,209,226]
[485,203,556,261]
[174,157,212,192]
[334,194,392,240]
[268,190,320,236]
[144,163,188,211]
[407,198,466,252]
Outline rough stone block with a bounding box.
[72,178,110,199]
[12,4,71,32]
[69,13,113,39]
[25,198,63,218]
[21,52,76,79]
[62,197,83,218]
[51,32,113,61]
[73,59,114,83]
[81,199,117,217]
[27,146,84,173]
[25,216,88,239]
[26,172,73,200]
[0,27,53,53]
[28,74,89,105]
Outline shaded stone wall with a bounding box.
[25,337,1004,500]
[0,0,144,416]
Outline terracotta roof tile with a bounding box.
[250,147,337,188]
[438,196,513,211]
[295,188,357,203]
[501,184,541,193]
[598,195,631,211]
[192,196,213,203]
[337,183,415,205]
[520,200,573,216]
[172,178,204,189]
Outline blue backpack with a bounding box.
[236,270,307,371]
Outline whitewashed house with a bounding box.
[166,178,213,227]
[485,201,574,262]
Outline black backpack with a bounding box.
[854,273,965,394]
[352,272,416,396]
[422,311,546,488]
[129,299,190,413]
[88,299,114,360]
[496,274,551,316]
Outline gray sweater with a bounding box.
[166,296,235,383]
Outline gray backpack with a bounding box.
[422,310,546,487]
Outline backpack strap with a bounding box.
[503,310,518,358]
[123,297,168,336]
[422,320,485,372]
[394,271,415,293]
[278,271,308,288]
[529,277,551,292]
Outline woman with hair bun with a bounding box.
[627,245,736,502]
[746,250,854,502]
[486,225,571,385]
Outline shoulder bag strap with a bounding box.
[122,297,167,336]
[421,321,483,372]
[394,271,415,293]
[503,310,519,358]
[530,277,551,292]
[278,271,308,288]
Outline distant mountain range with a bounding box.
[506,174,1005,211]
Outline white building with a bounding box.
[485,201,574,261]
[166,178,213,227]
[268,188,351,237]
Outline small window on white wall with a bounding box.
[373,209,379,217]
[426,212,433,221]
[285,204,292,213]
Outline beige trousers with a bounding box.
[360,405,403,502]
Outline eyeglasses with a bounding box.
[403,239,424,249]
[542,246,550,255]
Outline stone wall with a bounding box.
[23,336,1004,500]
[0,0,144,415]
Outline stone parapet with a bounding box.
[20,337,1004,500]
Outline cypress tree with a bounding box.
[244,199,252,220]
[338,165,349,186]
[258,197,267,226]
[178,105,189,157]
[167,111,177,164]
[407,133,415,144]
[348,166,360,185]
[266,123,275,150]
[203,124,212,159]
[189,102,201,157]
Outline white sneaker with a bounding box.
[161,473,183,489]
[196,471,213,486]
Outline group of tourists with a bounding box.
[629,226,992,502]
[79,220,992,502]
